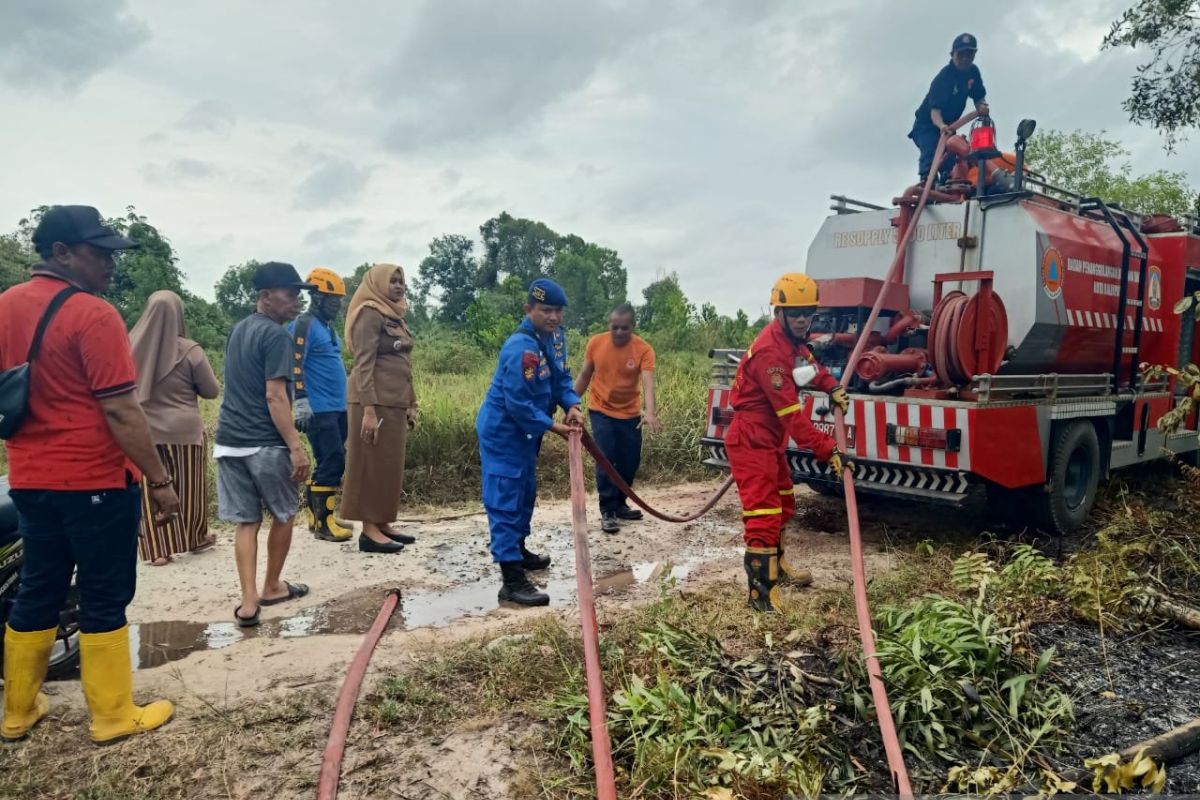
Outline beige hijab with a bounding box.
[344,263,409,345]
[129,290,195,401]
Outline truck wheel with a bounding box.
[1036,420,1101,535]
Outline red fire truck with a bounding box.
[703,123,1200,534]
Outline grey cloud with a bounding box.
[0,0,149,89]
[178,100,235,134]
[446,190,505,213]
[140,158,217,184]
[293,157,373,210]
[367,0,675,151]
[303,217,365,248]
[300,218,367,267]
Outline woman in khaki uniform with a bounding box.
[341,264,418,554]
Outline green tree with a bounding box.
[104,208,188,327]
[1105,1,1200,149]
[1026,128,1199,215]
[181,294,231,353]
[465,276,525,351]
[639,272,695,333]
[479,212,560,288]
[550,243,627,333]
[0,233,34,293]
[416,235,481,326]
[215,260,263,323]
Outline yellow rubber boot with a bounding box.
[1,625,56,741]
[311,486,353,542]
[778,544,814,588]
[79,626,173,744]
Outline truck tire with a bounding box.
[1036,420,1101,535]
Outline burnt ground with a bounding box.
[1037,622,1200,794]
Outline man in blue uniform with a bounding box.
[289,268,353,542]
[909,33,989,183]
[476,278,584,607]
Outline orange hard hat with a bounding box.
[770,273,820,308]
[306,267,346,296]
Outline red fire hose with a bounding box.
[581,429,734,522]
[833,129,964,799]
[316,588,402,800]
[568,431,619,800]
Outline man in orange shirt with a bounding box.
[574,304,659,533]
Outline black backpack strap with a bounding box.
[26,287,82,363]
[291,313,314,399]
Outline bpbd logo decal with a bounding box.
[1041,247,1064,299]
[1147,265,1163,311]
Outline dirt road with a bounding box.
[38,482,893,709]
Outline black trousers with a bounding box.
[589,410,643,514]
[9,484,141,634]
[308,410,348,487]
[911,126,956,182]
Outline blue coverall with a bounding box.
[476,318,581,563]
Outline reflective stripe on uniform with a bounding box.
[778,488,794,496]
[743,507,783,517]
[776,403,801,417]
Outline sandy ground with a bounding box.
[38,481,897,716]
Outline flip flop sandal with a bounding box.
[190,536,217,553]
[259,581,310,607]
[234,605,260,628]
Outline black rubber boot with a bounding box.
[744,547,782,613]
[520,543,551,571]
[498,562,550,606]
[311,485,352,542]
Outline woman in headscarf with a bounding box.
[341,264,418,554]
[129,290,221,565]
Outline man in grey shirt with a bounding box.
[216,262,314,627]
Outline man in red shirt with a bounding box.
[726,273,850,612]
[0,206,179,744]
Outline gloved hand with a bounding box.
[830,386,850,414]
[293,397,313,433]
[828,448,854,480]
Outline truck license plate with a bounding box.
[811,421,855,448]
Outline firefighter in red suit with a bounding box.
[727,273,850,612]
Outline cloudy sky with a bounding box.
[0,0,1192,316]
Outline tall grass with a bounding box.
[2,345,716,513]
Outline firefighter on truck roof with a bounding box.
[727,273,850,612]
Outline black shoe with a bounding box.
[520,543,551,571]
[614,506,643,521]
[359,533,405,554]
[601,513,619,534]
[383,526,417,545]
[498,562,550,606]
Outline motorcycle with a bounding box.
[0,475,81,679]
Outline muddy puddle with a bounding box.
[128,549,735,670]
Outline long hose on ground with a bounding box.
[833,129,960,799]
[568,431,619,800]
[316,588,402,800]
[581,429,735,521]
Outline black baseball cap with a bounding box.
[32,205,138,252]
[952,33,978,52]
[253,261,316,291]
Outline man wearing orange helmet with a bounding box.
[727,273,850,612]
[289,268,352,542]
